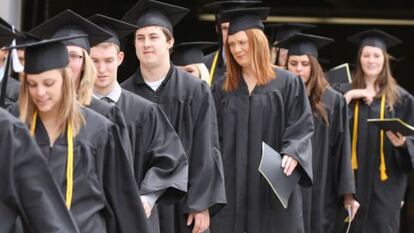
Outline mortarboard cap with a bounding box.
[221,7,270,35]
[272,23,316,43]
[367,118,414,136]
[30,9,113,53]
[88,14,138,47]
[347,29,401,51]
[259,142,301,208]
[203,1,262,22]
[172,41,218,66]
[122,0,189,34]
[8,35,88,75]
[0,24,19,48]
[277,33,334,58]
[16,32,40,46]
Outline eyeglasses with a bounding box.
[69,53,83,62]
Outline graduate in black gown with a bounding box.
[333,29,414,233]
[266,23,316,68]
[202,0,261,88]
[210,7,314,233]
[13,35,150,233]
[278,33,359,233]
[121,1,227,232]
[29,10,132,161]
[89,14,189,232]
[172,41,217,83]
[0,20,21,106]
[0,101,80,233]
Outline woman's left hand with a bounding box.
[386,131,406,147]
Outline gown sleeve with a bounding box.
[280,75,314,187]
[99,123,150,233]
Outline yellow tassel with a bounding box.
[379,95,388,181]
[351,101,359,170]
[208,51,220,87]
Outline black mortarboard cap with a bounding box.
[0,24,18,47]
[203,1,262,22]
[8,35,88,75]
[16,32,40,46]
[271,23,316,43]
[259,142,300,208]
[30,9,112,52]
[222,7,270,35]
[88,14,138,47]
[122,0,189,34]
[277,33,334,58]
[347,29,401,51]
[172,42,218,66]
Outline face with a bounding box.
[277,48,288,67]
[221,22,230,46]
[26,69,63,114]
[134,26,173,69]
[0,47,8,64]
[66,45,84,86]
[287,55,312,83]
[178,64,200,79]
[17,49,25,66]
[227,31,251,68]
[360,46,385,78]
[90,44,124,91]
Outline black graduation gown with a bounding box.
[0,108,80,233]
[203,51,226,88]
[121,64,226,233]
[211,67,314,233]
[87,97,132,163]
[340,84,414,233]
[116,89,188,200]
[29,107,150,233]
[301,87,356,233]
[0,77,19,102]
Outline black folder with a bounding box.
[259,142,301,208]
[367,118,414,136]
[326,63,352,85]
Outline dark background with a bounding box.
[21,1,414,232]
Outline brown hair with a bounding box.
[288,55,329,126]
[19,68,84,136]
[77,49,96,105]
[352,46,400,109]
[223,29,275,91]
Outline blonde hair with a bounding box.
[352,46,400,110]
[224,29,275,91]
[19,68,84,136]
[77,49,96,105]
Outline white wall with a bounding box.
[0,0,22,30]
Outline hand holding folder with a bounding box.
[259,142,300,208]
[367,118,414,136]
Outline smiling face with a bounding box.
[287,55,312,83]
[227,30,251,68]
[90,43,124,94]
[26,69,63,114]
[359,45,385,79]
[134,26,174,69]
